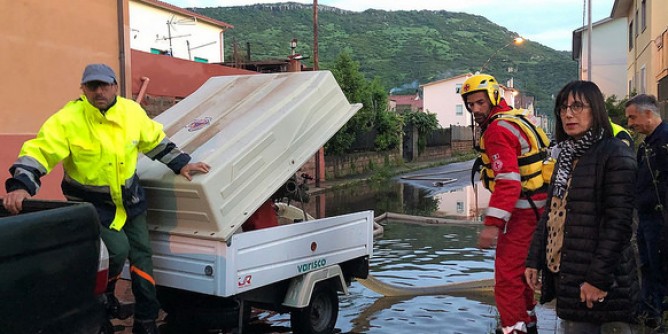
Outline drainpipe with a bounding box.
[135,77,150,104]
[117,0,127,97]
[219,30,225,62]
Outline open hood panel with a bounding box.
[137,71,361,241]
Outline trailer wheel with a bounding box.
[290,282,339,334]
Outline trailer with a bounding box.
[134,71,373,333]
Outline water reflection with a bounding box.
[253,221,498,334]
[306,169,490,220]
[250,163,502,334]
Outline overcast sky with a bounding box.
[160,0,616,51]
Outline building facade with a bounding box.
[422,73,524,128]
[421,74,472,128]
[572,17,628,99]
[130,0,232,63]
[612,0,668,107]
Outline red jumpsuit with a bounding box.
[481,101,547,333]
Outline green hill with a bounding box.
[193,2,578,115]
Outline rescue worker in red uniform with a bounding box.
[461,74,549,334]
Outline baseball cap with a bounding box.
[81,64,117,84]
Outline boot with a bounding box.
[132,319,159,334]
[105,292,134,320]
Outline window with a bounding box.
[629,79,633,96]
[629,21,634,51]
[456,104,464,116]
[194,57,208,63]
[635,10,639,37]
[641,0,647,32]
[455,83,462,94]
[456,201,464,213]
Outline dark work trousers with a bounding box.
[100,212,160,321]
[636,211,666,320]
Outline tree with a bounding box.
[404,111,439,153]
[327,51,402,154]
[605,94,629,127]
[369,77,402,151]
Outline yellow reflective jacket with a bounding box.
[12,95,188,230]
[610,120,633,146]
[477,110,552,193]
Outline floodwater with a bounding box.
[245,160,510,334]
[116,160,559,334]
[252,221,499,334]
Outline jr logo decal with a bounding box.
[186,117,212,132]
[238,275,252,288]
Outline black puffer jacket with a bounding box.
[526,137,639,323]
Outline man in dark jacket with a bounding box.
[626,93,668,328]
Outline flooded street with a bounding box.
[237,160,556,334]
[115,159,563,334]
[253,221,500,334]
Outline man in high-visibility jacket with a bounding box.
[610,118,634,146]
[2,64,210,334]
[461,73,548,334]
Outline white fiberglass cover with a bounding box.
[137,71,361,241]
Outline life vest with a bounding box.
[473,110,552,193]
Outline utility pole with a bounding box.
[313,0,322,189]
[313,0,319,71]
[587,0,592,81]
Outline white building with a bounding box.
[422,73,521,128]
[130,0,233,63]
[572,17,627,99]
[421,73,472,128]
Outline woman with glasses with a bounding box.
[524,80,639,333]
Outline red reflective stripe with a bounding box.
[96,268,109,295]
[131,265,156,286]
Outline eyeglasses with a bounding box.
[559,101,589,115]
[83,81,114,91]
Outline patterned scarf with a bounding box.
[553,128,603,199]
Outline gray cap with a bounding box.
[81,64,117,84]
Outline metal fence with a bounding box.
[348,125,472,152]
[349,128,377,151]
[426,128,451,147]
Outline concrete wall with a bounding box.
[130,49,255,99]
[415,140,472,163]
[321,139,474,179]
[0,0,127,134]
[325,150,402,179]
[0,134,64,200]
